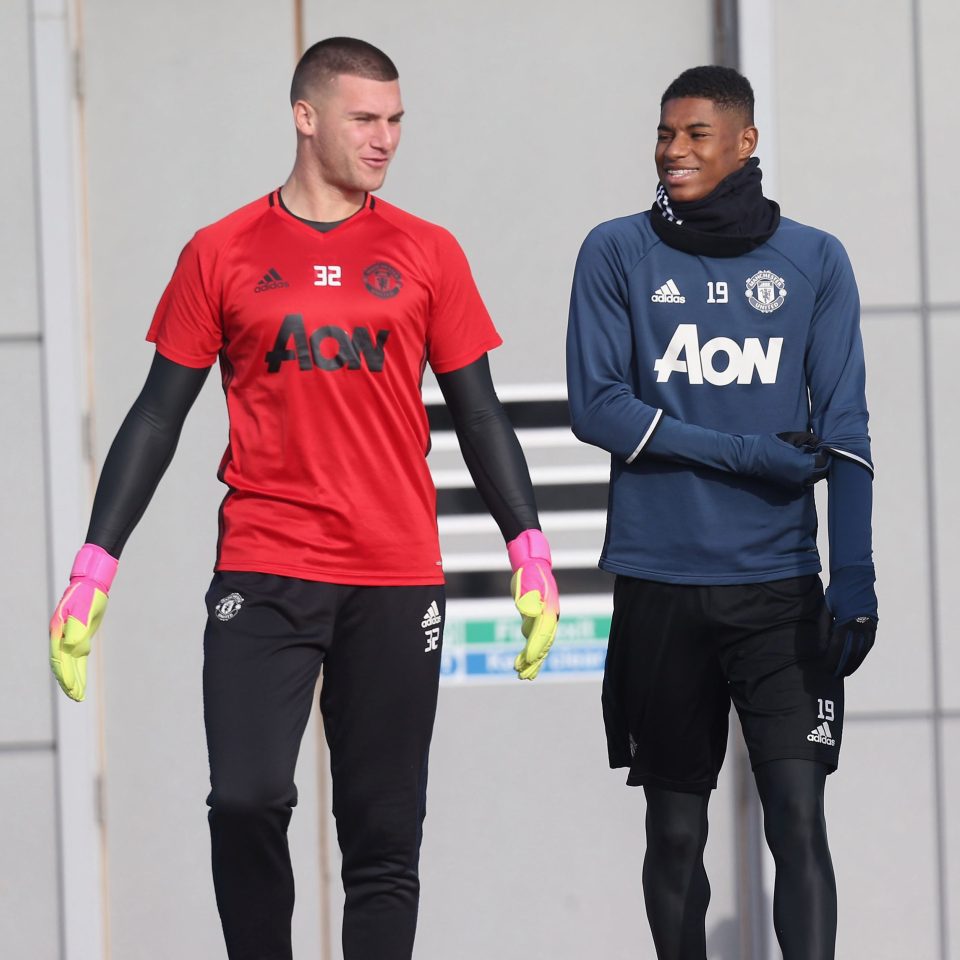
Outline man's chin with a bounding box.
[663,182,706,204]
[359,168,390,193]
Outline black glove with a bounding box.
[775,431,830,485]
[734,430,830,488]
[823,616,876,677]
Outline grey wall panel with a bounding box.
[920,0,960,305]
[931,315,960,710]
[831,718,940,958]
[943,718,959,959]
[82,0,295,436]
[100,482,226,960]
[302,0,712,386]
[0,752,61,959]
[851,315,931,712]
[775,1,920,309]
[419,682,657,960]
[0,346,54,743]
[0,0,39,337]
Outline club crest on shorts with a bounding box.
[364,261,402,299]
[215,592,244,621]
[745,269,787,313]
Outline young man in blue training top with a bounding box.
[567,65,876,960]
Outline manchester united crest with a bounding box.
[215,592,244,621]
[363,261,403,299]
[745,269,787,313]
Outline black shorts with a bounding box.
[602,574,842,793]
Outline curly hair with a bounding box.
[661,65,754,122]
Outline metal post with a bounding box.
[713,0,740,68]
[31,0,108,955]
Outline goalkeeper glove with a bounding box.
[507,529,559,680]
[49,543,118,701]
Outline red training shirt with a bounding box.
[147,191,502,585]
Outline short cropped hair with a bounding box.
[661,65,754,122]
[290,37,399,104]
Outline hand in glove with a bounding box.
[824,563,877,677]
[49,543,118,701]
[507,529,559,680]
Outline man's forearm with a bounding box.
[436,356,539,542]
[825,456,876,620]
[86,352,209,555]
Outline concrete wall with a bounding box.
[2,1,82,957]
[774,3,956,956]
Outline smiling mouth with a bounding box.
[665,168,699,179]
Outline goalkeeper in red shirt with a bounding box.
[48,36,558,960]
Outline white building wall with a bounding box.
[773,1,957,957]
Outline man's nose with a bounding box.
[664,135,689,159]
[370,120,395,151]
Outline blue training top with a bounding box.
[566,211,872,585]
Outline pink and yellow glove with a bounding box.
[49,544,118,702]
[507,529,560,680]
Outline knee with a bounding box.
[207,780,297,825]
[335,788,426,871]
[646,816,706,870]
[762,794,826,858]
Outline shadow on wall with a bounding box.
[707,916,740,960]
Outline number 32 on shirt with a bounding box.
[314,265,342,287]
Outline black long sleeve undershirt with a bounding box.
[85,352,209,555]
[86,350,538,558]
[435,354,540,543]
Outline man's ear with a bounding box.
[292,99,316,136]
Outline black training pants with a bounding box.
[202,572,445,960]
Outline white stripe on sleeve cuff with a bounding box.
[626,409,663,464]
[826,446,875,476]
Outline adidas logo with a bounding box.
[651,279,686,304]
[807,721,836,747]
[254,268,290,293]
[421,601,442,628]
